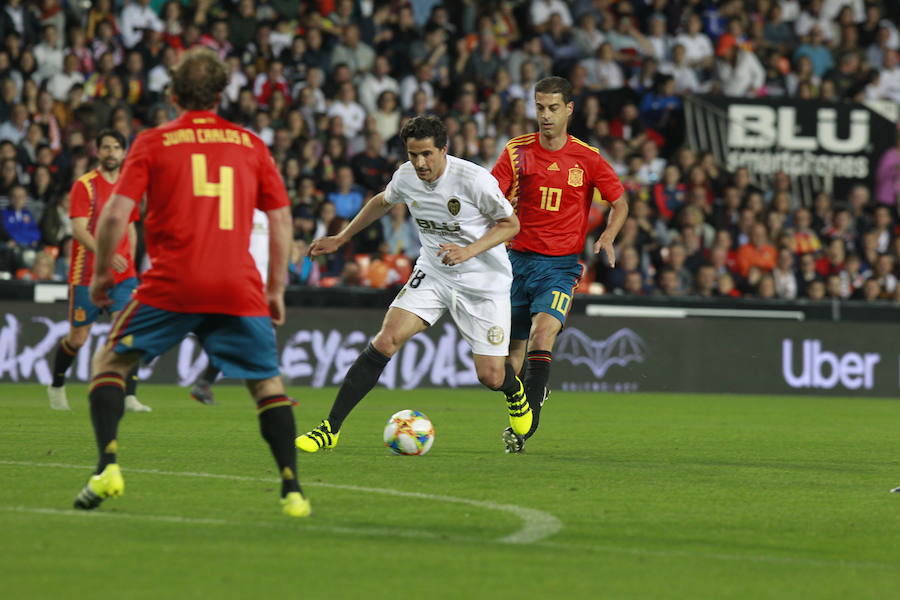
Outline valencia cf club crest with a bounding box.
[568,167,584,187]
[447,197,461,216]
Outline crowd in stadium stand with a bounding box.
[0,0,899,301]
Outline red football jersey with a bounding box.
[68,169,138,286]
[492,133,624,256]
[113,110,289,315]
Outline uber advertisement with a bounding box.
[1,301,898,397]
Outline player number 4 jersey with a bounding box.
[385,155,514,294]
[491,133,624,256]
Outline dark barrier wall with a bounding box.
[1,301,897,396]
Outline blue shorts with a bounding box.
[509,250,583,340]
[69,278,138,327]
[107,299,280,380]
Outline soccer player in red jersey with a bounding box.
[47,129,151,413]
[71,49,310,517]
[491,76,628,452]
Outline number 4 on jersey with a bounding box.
[192,154,234,230]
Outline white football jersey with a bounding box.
[385,155,514,294]
[249,209,269,284]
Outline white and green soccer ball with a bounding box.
[383,410,435,456]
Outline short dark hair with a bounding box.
[96,129,126,149]
[535,76,574,104]
[400,115,447,149]
[172,48,228,111]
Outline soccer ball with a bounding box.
[383,410,435,456]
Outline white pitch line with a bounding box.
[1,462,895,571]
[0,506,445,541]
[0,460,562,544]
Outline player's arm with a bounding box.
[308,191,391,256]
[437,213,519,266]
[591,155,628,268]
[91,193,137,306]
[266,205,291,325]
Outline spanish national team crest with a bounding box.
[74,308,86,322]
[487,325,505,345]
[447,197,461,216]
[568,167,584,187]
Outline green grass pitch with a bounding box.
[2,383,899,599]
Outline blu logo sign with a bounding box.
[781,339,880,390]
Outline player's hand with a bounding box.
[593,232,617,268]
[437,244,473,266]
[308,236,344,257]
[267,290,286,326]
[111,253,128,273]
[89,271,115,308]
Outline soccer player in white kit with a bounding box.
[296,115,533,452]
[189,209,269,404]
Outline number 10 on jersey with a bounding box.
[192,154,234,230]
[539,186,562,211]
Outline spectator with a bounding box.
[2,184,40,250]
[530,0,573,33]
[653,164,685,221]
[874,253,897,296]
[859,277,882,301]
[326,82,366,140]
[380,203,420,260]
[33,24,63,83]
[694,263,718,297]
[675,12,715,71]
[716,44,765,96]
[39,191,69,245]
[326,165,365,221]
[655,265,683,296]
[358,55,399,115]
[350,131,392,195]
[736,222,776,277]
[331,24,375,76]
[581,42,625,91]
[288,239,320,286]
[119,0,163,49]
[792,208,823,255]
[0,103,29,144]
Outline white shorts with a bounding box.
[390,270,511,356]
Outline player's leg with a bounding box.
[474,354,532,436]
[73,345,139,509]
[195,313,309,515]
[74,300,200,509]
[451,290,532,438]
[246,376,310,517]
[48,285,98,410]
[190,361,221,405]
[297,306,431,452]
[298,275,443,452]
[48,324,90,410]
[520,259,582,440]
[109,278,151,413]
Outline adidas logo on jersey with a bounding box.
[547,162,560,171]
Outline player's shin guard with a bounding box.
[51,339,78,387]
[523,350,552,439]
[327,343,390,432]
[88,372,127,473]
[257,396,302,497]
